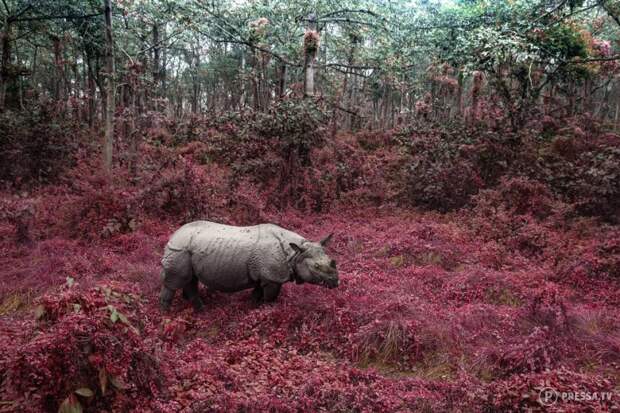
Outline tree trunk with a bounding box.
[239,49,246,107]
[250,47,260,110]
[87,58,96,127]
[15,36,23,110]
[278,62,286,98]
[456,69,463,119]
[124,70,137,175]
[0,19,12,111]
[196,45,201,112]
[161,25,167,96]
[303,14,318,98]
[152,23,160,98]
[103,0,115,173]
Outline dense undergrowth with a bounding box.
[0,104,619,412]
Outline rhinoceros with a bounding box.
[159,221,339,311]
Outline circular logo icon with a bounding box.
[539,387,559,406]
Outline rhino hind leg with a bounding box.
[160,248,194,312]
[251,284,263,302]
[182,275,204,312]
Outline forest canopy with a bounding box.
[1,0,619,130]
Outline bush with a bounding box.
[397,121,514,211]
[138,158,215,221]
[471,177,557,220]
[55,154,216,239]
[0,109,79,187]
[253,100,327,161]
[539,130,620,222]
[555,228,620,281]
[4,284,161,412]
[0,196,35,243]
[572,145,620,221]
[58,166,139,240]
[468,177,568,256]
[407,156,483,211]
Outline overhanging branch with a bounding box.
[10,12,102,23]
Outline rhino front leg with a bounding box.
[182,275,204,312]
[251,282,281,303]
[262,282,282,302]
[251,284,264,302]
[160,285,176,312]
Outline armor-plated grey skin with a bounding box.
[159,221,339,311]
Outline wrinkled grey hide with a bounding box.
[160,221,338,311]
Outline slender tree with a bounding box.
[103,0,115,172]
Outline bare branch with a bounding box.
[536,0,568,22]
[317,17,387,30]
[319,9,383,21]
[12,2,33,20]
[137,28,185,56]
[1,0,10,16]
[11,12,102,23]
[600,0,620,27]
[570,55,620,63]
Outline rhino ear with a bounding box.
[289,243,304,254]
[319,233,333,246]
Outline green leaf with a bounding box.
[34,304,46,320]
[99,368,108,395]
[117,311,129,324]
[110,308,119,323]
[58,394,82,413]
[74,388,94,397]
[110,375,127,390]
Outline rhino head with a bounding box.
[289,234,339,288]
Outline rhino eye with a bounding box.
[314,263,320,269]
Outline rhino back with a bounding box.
[164,221,307,291]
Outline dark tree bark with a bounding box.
[103,0,115,173]
[303,14,318,97]
[277,61,286,98]
[152,23,160,90]
[0,18,12,110]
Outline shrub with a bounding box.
[0,196,35,243]
[58,166,138,240]
[471,177,557,220]
[138,158,214,221]
[555,228,620,281]
[398,121,513,211]
[572,145,620,222]
[407,156,483,211]
[0,109,79,187]
[4,284,162,412]
[467,177,570,257]
[50,148,223,239]
[540,131,620,222]
[253,99,327,164]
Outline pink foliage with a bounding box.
[1,117,620,411]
